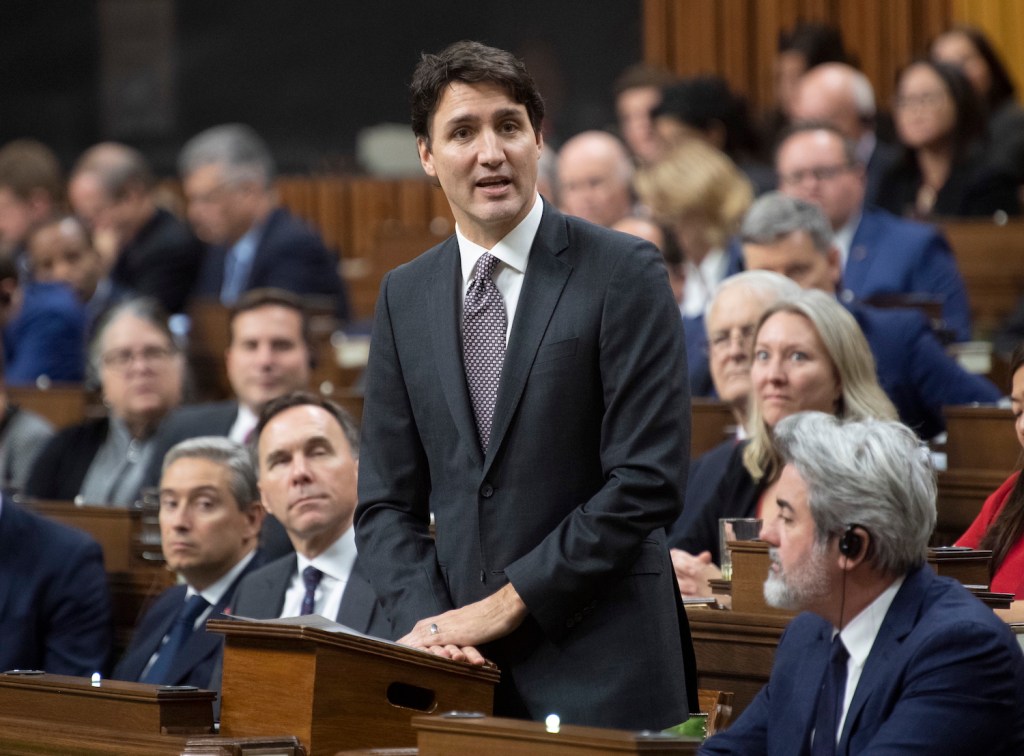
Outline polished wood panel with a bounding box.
[8,384,91,428]
[941,221,1024,339]
[214,620,499,756]
[690,400,737,458]
[412,714,701,755]
[642,0,955,114]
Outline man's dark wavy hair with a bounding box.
[410,40,545,145]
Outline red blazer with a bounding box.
[956,471,1024,598]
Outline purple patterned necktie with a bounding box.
[301,566,323,616]
[463,252,507,450]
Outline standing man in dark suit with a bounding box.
[68,142,204,315]
[231,392,390,638]
[113,437,264,689]
[178,124,349,321]
[701,412,1024,755]
[355,41,694,730]
[0,495,112,676]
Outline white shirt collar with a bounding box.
[229,403,259,444]
[457,194,543,282]
[832,210,861,273]
[296,526,358,584]
[188,548,257,607]
[838,574,905,668]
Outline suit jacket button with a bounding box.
[480,483,494,498]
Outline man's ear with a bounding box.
[417,136,436,178]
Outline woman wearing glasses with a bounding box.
[24,298,185,505]
[876,59,1019,219]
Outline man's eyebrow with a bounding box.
[776,499,794,514]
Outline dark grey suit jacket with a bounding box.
[355,202,693,730]
[230,550,392,639]
[141,400,239,489]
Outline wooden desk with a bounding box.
[7,384,92,428]
[214,619,499,755]
[411,713,700,754]
[691,400,736,458]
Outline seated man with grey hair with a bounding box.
[179,123,349,319]
[556,130,635,227]
[701,412,1024,755]
[112,436,265,689]
[740,191,999,439]
[668,270,799,595]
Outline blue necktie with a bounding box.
[301,566,324,616]
[811,635,849,756]
[141,594,209,685]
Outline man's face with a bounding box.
[183,163,257,246]
[28,222,103,300]
[226,305,310,413]
[706,286,767,411]
[761,463,834,612]
[776,130,864,229]
[417,80,542,249]
[68,173,148,242]
[159,456,262,591]
[257,404,358,556]
[743,230,841,293]
[0,187,37,254]
[616,85,662,165]
[557,141,632,227]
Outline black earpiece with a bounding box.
[838,524,864,558]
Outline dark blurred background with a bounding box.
[0,0,642,174]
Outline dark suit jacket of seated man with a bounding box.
[112,437,267,690]
[231,392,393,640]
[700,412,1024,756]
[355,41,695,732]
[0,496,112,675]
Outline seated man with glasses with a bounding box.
[24,298,186,505]
[775,122,972,342]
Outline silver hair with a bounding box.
[705,270,802,321]
[88,296,179,384]
[740,191,834,255]
[162,436,259,511]
[177,123,276,187]
[774,412,936,576]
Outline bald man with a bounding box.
[791,63,899,205]
[557,131,635,227]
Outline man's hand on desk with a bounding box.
[671,548,721,597]
[398,583,528,665]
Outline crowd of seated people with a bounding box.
[4,22,1024,746]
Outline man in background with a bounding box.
[68,142,203,314]
[556,131,634,227]
[178,124,349,320]
[113,437,264,688]
[701,412,1024,755]
[0,139,63,262]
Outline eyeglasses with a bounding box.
[708,324,757,354]
[778,164,853,187]
[101,345,175,370]
[893,91,949,110]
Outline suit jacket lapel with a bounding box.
[484,205,571,474]
[844,213,876,294]
[790,625,834,755]
[837,568,928,753]
[336,558,377,634]
[428,238,484,468]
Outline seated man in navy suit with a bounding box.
[741,192,999,439]
[178,123,349,320]
[113,437,264,688]
[0,496,112,675]
[231,392,392,638]
[776,123,972,342]
[701,412,1024,755]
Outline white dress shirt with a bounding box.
[227,404,259,445]
[457,194,544,341]
[280,528,358,620]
